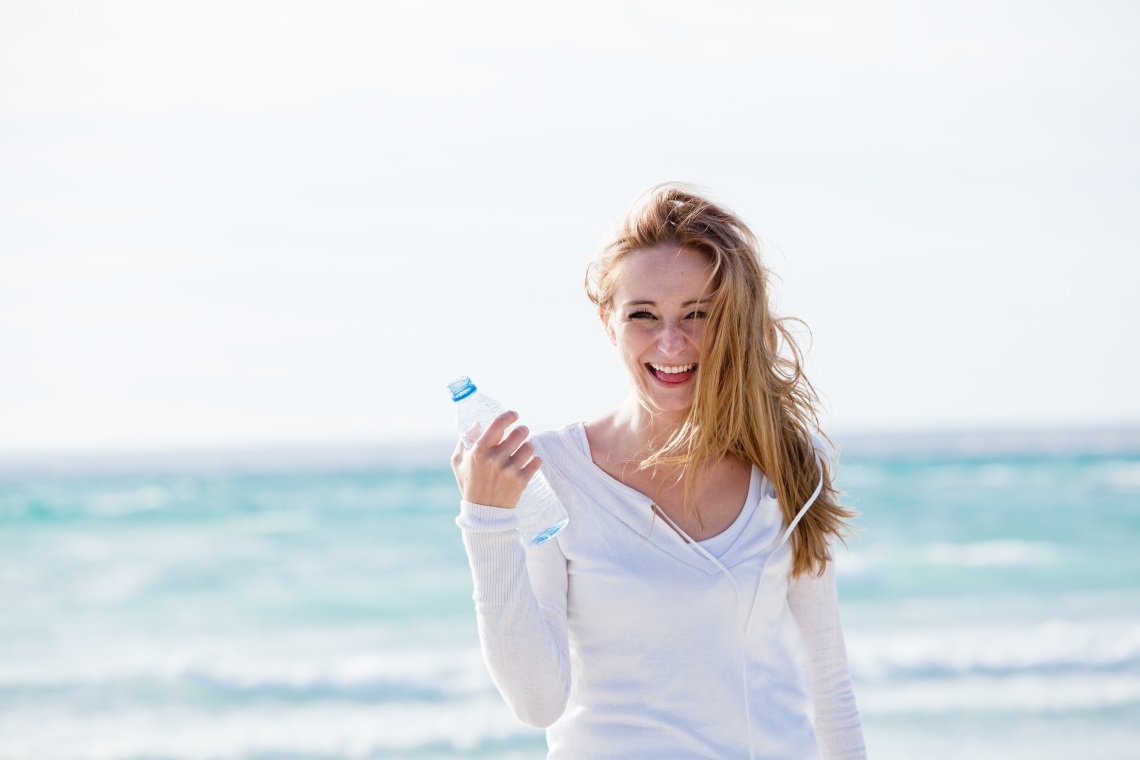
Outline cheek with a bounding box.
[616,324,655,354]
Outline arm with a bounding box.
[456,501,571,727]
[450,412,572,726]
[787,560,867,760]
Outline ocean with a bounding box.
[1,430,1138,759]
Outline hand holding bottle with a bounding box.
[448,376,569,545]
[450,409,543,509]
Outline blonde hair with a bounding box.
[585,183,853,577]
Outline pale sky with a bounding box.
[2,0,1138,454]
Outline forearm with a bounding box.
[457,500,571,727]
[788,561,867,760]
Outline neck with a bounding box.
[611,393,688,456]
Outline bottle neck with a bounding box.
[448,376,477,402]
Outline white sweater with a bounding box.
[456,424,866,759]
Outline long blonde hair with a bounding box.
[585,183,853,576]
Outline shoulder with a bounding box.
[528,425,568,451]
[529,424,594,517]
[529,423,584,464]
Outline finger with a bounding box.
[519,455,543,481]
[496,424,531,456]
[476,410,519,448]
[513,439,538,464]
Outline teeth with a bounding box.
[650,363,696,374]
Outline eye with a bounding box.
[627,310,656,320]
[685,310,708,320]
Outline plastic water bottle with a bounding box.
[448,376,569,545]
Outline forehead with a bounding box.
[612,245,714,302]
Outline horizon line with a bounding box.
[2,423,1140,474]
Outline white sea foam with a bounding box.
[847,618,1140,681]
[974,463,1023,489]
[0,697,538,760]
[923,539,1059,567]
[86,485,172,516]
[0,627,494,701]
[858,672,1140,715]
[844,540,1062,576]
[864,714,1140,760]
[1100,460,1140,490]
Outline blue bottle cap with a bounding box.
[447,376,477,402]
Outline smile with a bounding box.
[646,362,697,385]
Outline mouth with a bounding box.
[646,362,697,385]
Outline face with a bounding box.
[603,245,715,420]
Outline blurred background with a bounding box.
[2,1,1138,758]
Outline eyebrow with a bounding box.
[622,299,710,307]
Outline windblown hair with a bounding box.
[585,183,854,577]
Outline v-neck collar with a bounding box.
[555,423,778,571]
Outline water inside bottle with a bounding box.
[526,517,570,545]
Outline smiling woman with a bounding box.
[602,245,711,416]
[450,183,865,759]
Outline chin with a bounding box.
[635,389,694,419]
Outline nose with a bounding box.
[657,322,686,356]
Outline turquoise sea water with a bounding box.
[1,431,1138,759]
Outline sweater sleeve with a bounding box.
[787,559,867,760]
[455,500,571,728]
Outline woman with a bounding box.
[451,184,866,759]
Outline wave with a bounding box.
[1101,460,1140,490]
[838,541,1063,581]
[0,671,463,709]
[858,672,1140,716]
[0,696,541,760]
[847,618,1140,682]
[921,539,1059,567]
[0,633,496,707]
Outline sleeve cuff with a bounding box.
[456,500,520,532]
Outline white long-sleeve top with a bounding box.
[456,423,866,759]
